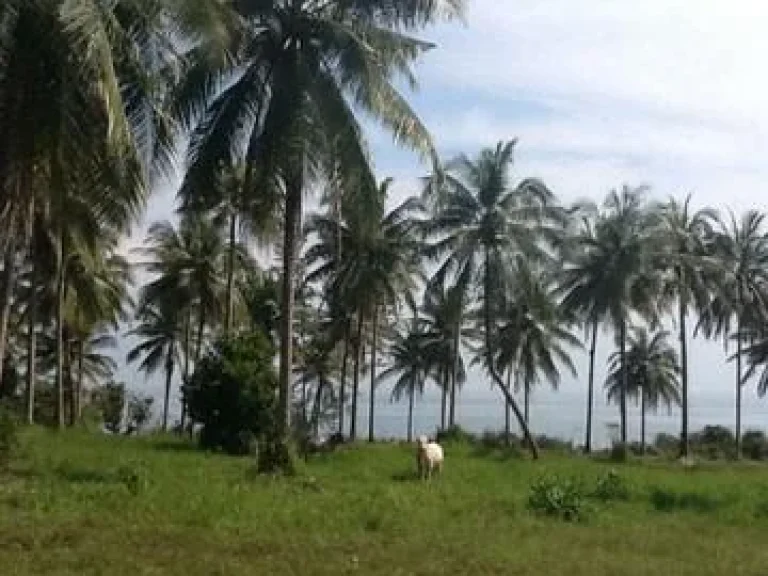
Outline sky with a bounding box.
[117,0,768,427]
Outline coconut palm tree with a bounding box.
[173,0,464,458]
[421,272,470,429]
[424,140,568,458]
[494,256,581,428]
[696,210,768,457]
[651,194,719,457]
[126,299,182,431]
[379,325,435,442]
[605,327,681,453]
[559,186,661,450]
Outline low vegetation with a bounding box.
[2,430,768,575]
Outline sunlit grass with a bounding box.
[2,428,768,575]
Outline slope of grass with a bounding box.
[2,428,768,575]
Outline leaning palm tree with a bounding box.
[425,140,568,458]
[697,210,768,457]
[494,256,581,428]
[559,186,661,450]
[174,1,464,458]
[651,194,719,457]
[126,300,182,432]
[605,327,681,453]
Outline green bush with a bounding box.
[592,469,630,501]
[256,436,297,476]
[116,462,149,496]
[186,332,279,456]
[528,476,587,522]
[436,425,474,444]
[742,430,768,460]
[609,442,629,463]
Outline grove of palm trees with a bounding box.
[3,0,768,465]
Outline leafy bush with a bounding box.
[528,476,587,522]
[0,405,19,469]
[256,436,297,476]
[592,469,630,501]
[186,332,278,456]
[436,425,474,444]
[690,426,736,460]
[126,393,154,433]
[649,488,722,513]
[535,435,575,453]
[742,430,768,460]
[609,442,629,463]
[93,381,126,433]
[653,433,679,453]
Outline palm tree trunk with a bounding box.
[224,210,237,334]
[619,319,628,447]
[368,305,378,443]
[679,292,690,457]
[407,381,415,443]
[338,323,350,436]
[524,382,531,425]
[67,340,77,426]
[194,308,205,362]
[25,254,37,425]
[504,371,511,445]
[310,380,324,437]
[277,173,302,443]
[450,314,462,427]
[484,249,539,458]
[180,310,191,431]
[350,314,363,441]
[736,317,743,459]
[162,346,174,432]
[55,228,66,429]
[440,369,447,430]
[76,339,84,420]
[584,320,598,453]
[641,389,646,455]
[0,239,18,391]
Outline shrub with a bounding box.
[436,425,474,444]
[0,406,19,470]
[742,430,768,460]
[186,332,279,456]
[653,433,679,454]
[609,442,629,463]
[592,469,630,501]
[256,436,297,476]
[528,476,587,522]
[649,488,721,513]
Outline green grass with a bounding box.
[3,429,768,575]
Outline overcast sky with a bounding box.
[119,0,768,420]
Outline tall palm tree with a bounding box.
[494,256,581,427]
[651,194,719,457]
[379,325,434,443]
[174,0,464,456]
[421,273,469,428]
[559,186,661,449]
[425,140,568,458]
[696,210,768,457]
[605,327,681,453]
[126,300,182,431]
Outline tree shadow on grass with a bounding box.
[391,469,420,483]
[54,463,115,485]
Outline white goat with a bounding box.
[416,435,444,480]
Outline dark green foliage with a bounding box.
[690,426,736,460]
[186,333,278,456]
[649,488,723,513]
[95,382,126,433]
[0,405,18,470]
[741,430,768,460]
[256,436,296,476]
[592,469,630,501]
[436,425,474,444]
[653,433,679,453]
[609,442,629,463]
[528,476,588,522]
[126,393,153,433]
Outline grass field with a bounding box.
[2,429,768,575]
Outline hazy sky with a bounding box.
[118,1,768,420]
